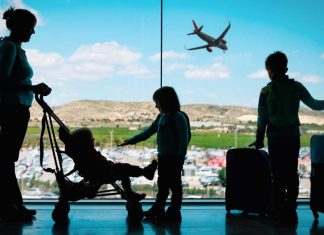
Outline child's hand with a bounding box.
[249,140,264,149]
[118,140,129,147]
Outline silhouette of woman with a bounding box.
[0,7,51,222]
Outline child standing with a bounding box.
[119,86,189,223]
[250,51,324,224]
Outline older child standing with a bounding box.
[119,86,189,223]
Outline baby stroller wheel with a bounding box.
[126,201,143,224]
[52,200,70,223]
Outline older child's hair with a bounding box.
[3,7,37,31]
[265,51,288,76]
[153,86,180,113]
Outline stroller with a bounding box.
[35,95,143,223]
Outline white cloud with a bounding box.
[184,63,230,80]
[27,41,154,82]
[301,75,321,84]
[116,63,152,78]
[248,69,268,79]
[321,53,324,59]
[207,92,217,98]
[164,62,194,73]
[69,42,141,64]
[290,72,321,84]
[27,49,63,67]
[149,51,189,61]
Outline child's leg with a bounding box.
[168,159,184,211]
[113,161,157,180]
[120,177,132,193]
[120,175,146,202]
[151,157,170,212]
[113,163,143,179]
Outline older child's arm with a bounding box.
[298,82,324,110]
[119,114,159,146]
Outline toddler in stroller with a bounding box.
[59,127,157,202]
[35,95,156,223]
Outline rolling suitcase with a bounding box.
[225,148,272,216]
[310,135,324,220]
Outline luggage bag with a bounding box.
[225,148,272,216]
[310,135,324,220]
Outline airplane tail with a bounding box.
[187,20,203,35]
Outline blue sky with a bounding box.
[1,0,324,108]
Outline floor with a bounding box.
[0,202,324,235]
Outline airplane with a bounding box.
[186,20,231,53]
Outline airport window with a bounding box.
[6,0,323,200]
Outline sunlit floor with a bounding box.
[0,202,324,235]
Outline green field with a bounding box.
[24,126,314,149]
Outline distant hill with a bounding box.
[29,100,324,127]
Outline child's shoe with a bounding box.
[143,206,165,220]
[143,160,158,180]
[159,207,182,223]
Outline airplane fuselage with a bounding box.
[197,31,228,51]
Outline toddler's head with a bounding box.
[71,128,95,149]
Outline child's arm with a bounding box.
[119,114,160,146]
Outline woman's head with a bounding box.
[3,7,37,42]
[153,86,180,113]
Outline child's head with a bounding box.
[153,86,180,113]
[265,51,288,79]
[70,128,95,148]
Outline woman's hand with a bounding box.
[32,83,52,96]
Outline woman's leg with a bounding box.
[0,105,29,204]
[0,104,33,220]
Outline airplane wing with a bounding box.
[185,45,209,50]
[215,21,231,41]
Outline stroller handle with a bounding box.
[35,93,70,134]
